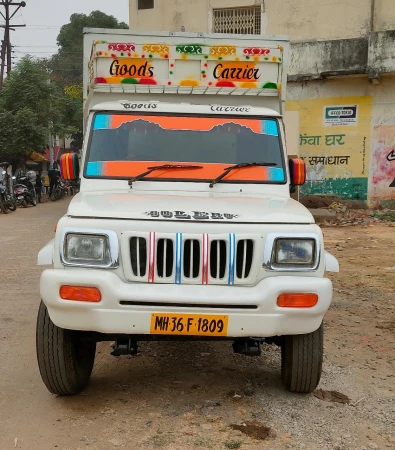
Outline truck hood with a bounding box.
[67,190,314,224]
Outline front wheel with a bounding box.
[7,199,17,211]
[281,323,323,393]
[36,301,96,395]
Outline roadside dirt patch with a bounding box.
[230,420,273,440]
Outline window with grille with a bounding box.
[138,0,154,10]
[213,7,261,34]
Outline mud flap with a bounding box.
[324,251,339,272]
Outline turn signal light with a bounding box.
[60,285,101,302]
[277,293,318,308]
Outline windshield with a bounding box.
[85,113,286,184]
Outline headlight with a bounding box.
[264,234,320,271]
[275,239,315,265]
[61,229,119,268]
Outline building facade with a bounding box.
[129,0,395,206]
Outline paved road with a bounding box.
[0,199,73,448]
[1,201,394,450]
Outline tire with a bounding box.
[36,301,96,396]
[0,195,8,214]
[281,323,323,393]
[8,200,17,211]
[21,199,28,208]
[51,188,60,201]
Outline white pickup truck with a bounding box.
[37,29,339,396]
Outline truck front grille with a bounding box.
[125,233,257,285]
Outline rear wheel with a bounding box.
[281,323,323,393]
[0,195,8,214]
[36,301,96,395]
[51,188,60,201]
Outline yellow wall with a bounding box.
[286,96,373,200]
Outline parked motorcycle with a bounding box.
[0,183,9,214]
[50,180,69,201]
[14,174,37,207]
[0,170,17,213]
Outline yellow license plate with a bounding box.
[150,313,228,336]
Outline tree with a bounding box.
[1,57,52,127]
[49,11,128,148]
[0,109,48,163]
[0,57,53,164]
[51,11,128,86]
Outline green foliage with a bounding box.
[48,11,128,144]
[0,108,47,163]
[370,210,395,222]
[0,58,51,163]
[51,11,128,86]
[0,11,128,163]
[1,57,52,129]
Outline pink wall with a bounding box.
[370,126,395,205]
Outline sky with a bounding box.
[1,0,129,64]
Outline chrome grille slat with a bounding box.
[190,240,193,278]
[136,237,141,278]
[242,239,247,278]
[163,238,167,277]
[216,240,220,279]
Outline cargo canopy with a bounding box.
[85,30,289,101]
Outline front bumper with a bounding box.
[40,269,333,337]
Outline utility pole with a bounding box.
[0,0,26,92]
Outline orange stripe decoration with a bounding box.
[289,158,306,186]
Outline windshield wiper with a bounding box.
[209,162,277,188]
[128,164,203,186]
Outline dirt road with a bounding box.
[0,201,394,450]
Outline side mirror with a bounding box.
[60,153,80,181]
[289,158,306,193]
